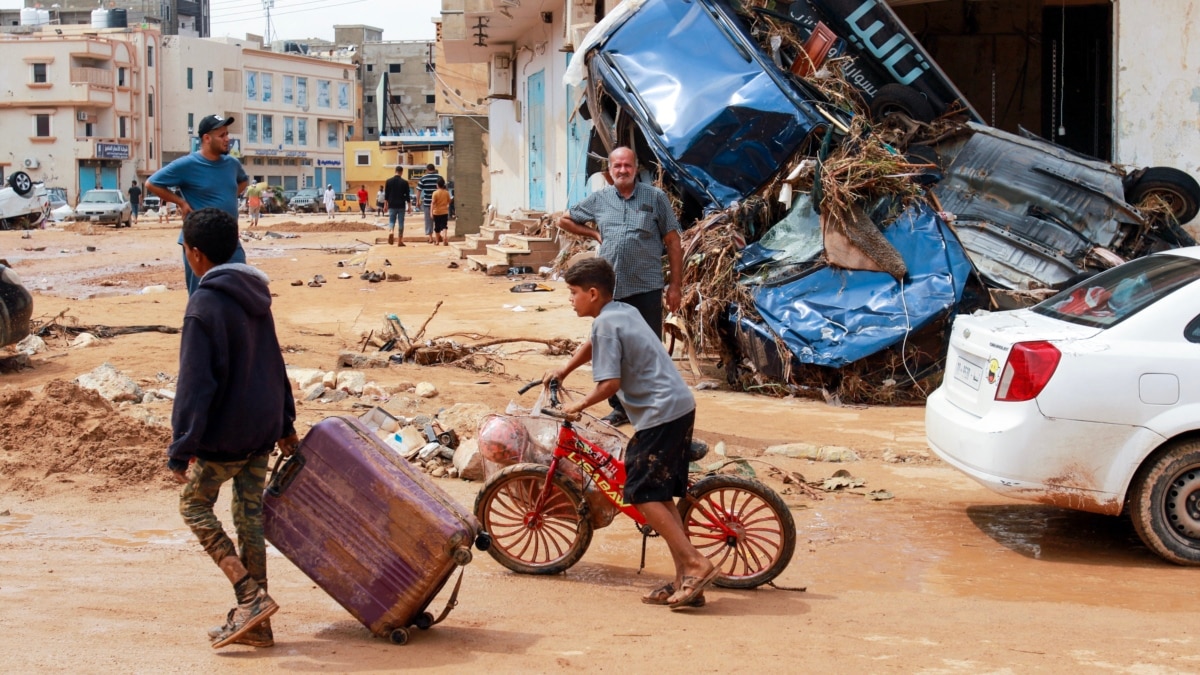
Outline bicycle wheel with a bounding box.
[679,474,796,589]
[474,463,593,575]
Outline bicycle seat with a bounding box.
[686,440,708,463]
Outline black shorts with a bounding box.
[623,409,695,504]
[433,214,449,232]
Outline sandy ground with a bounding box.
[1,213,1198,673]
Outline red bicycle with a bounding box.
[474,381,797,588]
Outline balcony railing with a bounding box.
[71,67,113,87]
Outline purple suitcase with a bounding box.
[264,415,486,644]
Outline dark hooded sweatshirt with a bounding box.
[168,263,296,471]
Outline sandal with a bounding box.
[668,565,720,609]
[642,583,705,607]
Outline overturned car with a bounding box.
[573,0,1200,401]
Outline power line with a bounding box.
[211,0,370,24]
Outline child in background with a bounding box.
[431,177,451,246]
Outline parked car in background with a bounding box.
[926,247,1200,565]
[74,189,132,227]
[0,260,34,348]
[334,193,359,213]
[0,171,49,230]
[289,188,321,213]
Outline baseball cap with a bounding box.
[197,114,235,136]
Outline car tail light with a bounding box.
[995,341,1061,402]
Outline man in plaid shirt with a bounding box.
[556,146,683,427]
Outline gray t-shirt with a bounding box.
[591,301,694,431]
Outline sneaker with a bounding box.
[208,613,274,648]
[210,588,278,649]
[601,410,630,427]
[388,233,395,246]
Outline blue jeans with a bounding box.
[184,243,246,295]
[388,208,406,236]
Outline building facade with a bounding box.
[160,35,356,192]
[0,25,163,202]
[6,0,210,37]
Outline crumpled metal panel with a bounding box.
[750,203,973,367]
[589,0,826,209]
[933,124,1143,289]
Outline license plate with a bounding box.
[953,355,983,390]
[90,215,100,222]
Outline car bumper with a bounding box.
[925,387,1132,515]
[74,212,121,223]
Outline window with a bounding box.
[262,74,273,103]
[297,118,307,146]
[297,77,308,107]
[148,93,154,117]
[283,75,294,105]
[32,63,47,83]
[147,45,154,67]
[247,113,258,143]
[366,95,374,104]
[262,115,273,144]
[149,141,154,159]
[366,64,373,72]
[367,126,376,135]
[317,80,331,108]
[1035,255,1200,329]
[284,116,294,145]
[337,82,350,110]
[355,151,370,166]
[187,113,194,134]
[207,70,213,92]
[426,62,435,73]
[187,67,193,89]
[84,122,94,137]
[425,94,435,104]
[389,63,401,73]
[34,114,50,137]
[119,116,127,138]
[246,71,258,100]
[118,67,126,87]
[326,122,338,148]
[389,94,402,105]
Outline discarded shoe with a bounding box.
[447,262,459,269]
[290,280,303,286]
[307,280,322,287]
[384,259,392,267]
[313,274,326,284]
[211,587,278,649]
[338,272,352,279]
[386,274,412,282]
[510,282,553,293]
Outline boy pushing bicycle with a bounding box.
[544,257,718,609]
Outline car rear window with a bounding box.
[84,192,121,203]
[1033,255,1200,328]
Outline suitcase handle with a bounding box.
[267,450,306,497]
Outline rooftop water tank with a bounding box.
[20,7,49,25]
[108,8,127,28]
[91,8,108,29]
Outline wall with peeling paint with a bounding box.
[1113,0,1200,184]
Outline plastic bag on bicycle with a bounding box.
[478,406,629,529]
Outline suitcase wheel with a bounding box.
[474,531,492,551]
[452,546,473,566]
[415,612,434,630]
[389,628,410,645]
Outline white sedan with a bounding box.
[926,247,1200,564]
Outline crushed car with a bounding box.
[0,172,50,230]
[572,0,1199,401]
[0,259,34,349]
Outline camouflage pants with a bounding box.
[179,454,269,585]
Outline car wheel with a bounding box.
[869,84,936,124]
[8,171,34,197]
[1129,439,1200,565]
[1126,167,1200,224]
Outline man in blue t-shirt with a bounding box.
[147,114,249,295]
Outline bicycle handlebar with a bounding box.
[518,378,563,408]
[517,379,542,396]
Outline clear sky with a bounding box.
[0,0,442,42]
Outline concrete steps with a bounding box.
[456,211,561,275]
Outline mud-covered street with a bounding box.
[1,216,1197,672]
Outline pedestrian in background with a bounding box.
[418,164,442,244]
[356,185,369,219]
[128,179,143,225]
[146,114,249,295]
[384,165,410,247]
[323,184,336,220]
[431,177,451,246]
